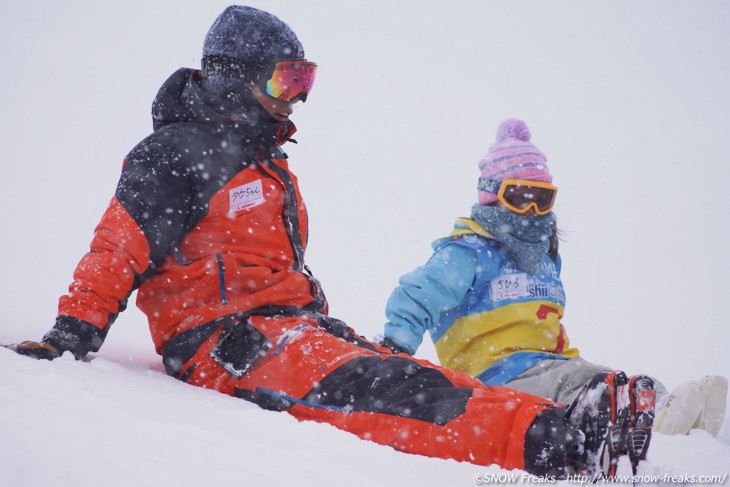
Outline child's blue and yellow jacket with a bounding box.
[384,217,579,386]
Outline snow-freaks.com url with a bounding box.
[473,472,729,484]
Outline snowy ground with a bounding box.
[2,1,730,486]
[1,343,728,487]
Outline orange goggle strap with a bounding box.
[477,177,558,215]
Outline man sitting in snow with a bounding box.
[8,4,656,479]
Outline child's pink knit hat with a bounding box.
[477,119,552,205]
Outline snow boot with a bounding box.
[524,371,656,480]
[564,371,656,479]
[564,370,632,480]
[654,375,727,437]
[627,375,655,474]
[696,376,728,436]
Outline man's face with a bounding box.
[250,84,299,122]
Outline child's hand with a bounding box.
[6,340,61,360]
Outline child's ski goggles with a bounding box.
[478,178,558,215]
[260,59,317,102]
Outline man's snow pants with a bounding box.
[161,312,558,471]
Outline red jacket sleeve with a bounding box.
[45,140,200,357]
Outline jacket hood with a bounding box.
[151,68,296,148]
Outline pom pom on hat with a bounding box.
[496,119,531,143]
[477,119,552,205]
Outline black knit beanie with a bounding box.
[201,5,305,95]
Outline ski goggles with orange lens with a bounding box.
[260,60,317,102]
[478,178,558,215]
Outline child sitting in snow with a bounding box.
[378,118,727,438]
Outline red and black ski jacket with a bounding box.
[43,68,327,359]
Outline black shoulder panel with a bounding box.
[116,123,255,276]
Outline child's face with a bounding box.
[250,84,300,123]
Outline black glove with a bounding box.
[7,340,61,360]
[377,336,411,355]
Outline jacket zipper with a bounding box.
[259,156,328,311]
[260,159,304,271]
[216,253,229,305]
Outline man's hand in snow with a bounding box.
[7,341,61,360]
